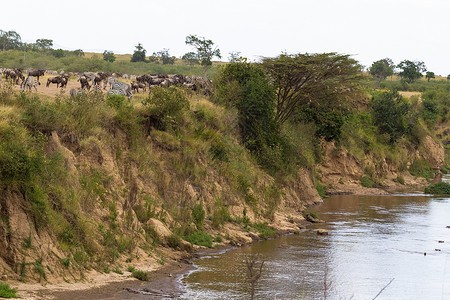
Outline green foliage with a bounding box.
[263,52,363,125]
[185,34,221,72]
[369,58,394,87]
[183,231,213,248]
[397,60,426,83]
[371,90,414,144]
[316,183,328,198]
[103,50,116,63]
[303,210,320,220]
[131,43,146,63]
[0,282,19,298]
[133,194,156,223]
[424,182,450,194]
[251,222,276,239]
[360,175,374,188]
[215,59,286,174]
[153,49,175,65]
[131,269,149,281]
[409,159,435,179]
[426,71,435,81]
[167,234,181,249]
[191,202,205,230]
[142,86,189,131]
[209,136,229,162]
[211,200,231,228]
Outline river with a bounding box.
[180,177,450,299]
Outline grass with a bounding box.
[424,182,450,194]
[0,282,19,298]
[251,222,277,239]
[183,231,213,248]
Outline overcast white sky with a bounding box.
[2,0,450,75]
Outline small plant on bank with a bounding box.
[424,182,450,194]
[167,234,181,249]
[252,222,276,239]
[303,210,320,220]
[0,282,19,298]
[131,269,149,281]
[183,231,213,248]
[361,175,374,188]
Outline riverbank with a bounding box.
[9,175,438,300]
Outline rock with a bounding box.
[317,229,328,236]
[147,218,172,242]
[1,274,7,281]
[306,214,323,223]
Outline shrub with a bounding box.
[0,282,19,298]
[424,182,450,194]
[360,175,374,188]
[252,222,276,239]
[191,202,205,230]
[131,269,149,281]
[167,234,181,249]
[142,86,189,131]
[183,231,213,248]
[303,210,320,220]
[409,159,435,179]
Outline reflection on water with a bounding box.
[182,178,450,299]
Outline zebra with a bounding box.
[109,78,133,100]
[70,88,86,97]
[21,76,38,92]
[106,88,129,99]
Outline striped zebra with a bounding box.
[20,76,38,92]
[107,88,128,98]
[70,88,86,97]
[109,78,133,100]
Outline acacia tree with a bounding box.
[131,43,146,62]
[185,34,221,76]
[369,58,394,87]
[262,52,363,125]
[153,48,175,64]
[397,60,426,83]
[103,50,116,63]
[182,52,199,65]
[0,30,22,51]
[426,71,435,82]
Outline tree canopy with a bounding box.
[397,60,426,83]
[0,30,22,51]
[369,58,394,87]
[262,52,363,124]
[185,34,221,75]
[103,50,116,63]
[425,71,435,82]
[131,43,147,62]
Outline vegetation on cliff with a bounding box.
[0,51,449,284]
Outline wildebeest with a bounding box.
[21,76,38,92]
[26,69,46,84]
[46,76,63,87]
[131,81,146,93]
[77,75,91,90]
[3,68,24,85]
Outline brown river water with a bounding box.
[179,176,450,299]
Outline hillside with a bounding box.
[0,57,448,298]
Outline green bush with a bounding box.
[131,269,149,281]
[424,182,450,194]
[0,282,19,298]
[360,175,374,188]
[167,234,181,249]
[183,231,213,248]
[191,202,205,230]
[142,86,189,131]
[409,159,435,179]
[303,210,320,220]
[252,222,276,239]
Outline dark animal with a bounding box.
[46,76,62,87]
[78,75,91,90]
[26,69,46,85]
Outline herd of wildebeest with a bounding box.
[0,68,210,99]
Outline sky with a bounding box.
[2,0,450,75]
